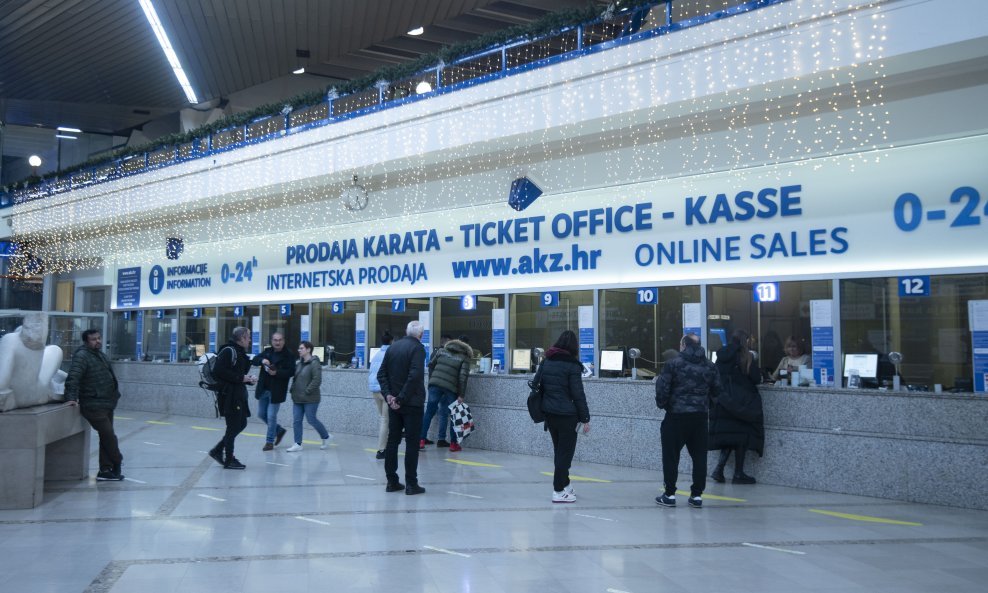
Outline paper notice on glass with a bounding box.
[491,308,505,330]
[810,300,833,327]
[578,305,594,329]
[969,300,988,331]
[682,303,702,329]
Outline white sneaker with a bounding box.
[320,439,330,450]
[564,485,575,496]
[286,443,303,452]
[552,490,576,503]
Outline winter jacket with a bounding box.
[428,339,473,397]
[710,343,765,455]
[655,343,721,414]
[251,346,297,403]
[211,341,252,418]
[539,348,590,422]
[64,345,120,411]
[367,345,389,392]
[377,335,427,410]
[290,357,323,404]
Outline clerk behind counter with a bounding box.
[771,336,811,381]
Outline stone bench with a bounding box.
[0,403,90,509]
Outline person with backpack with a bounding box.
[207,326,256,470]
[251,331,296,451]
[710,329,765,484]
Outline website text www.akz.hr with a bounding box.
[451,244,601,278]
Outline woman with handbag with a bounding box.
[540,330,591,503]
[709,329,764,484]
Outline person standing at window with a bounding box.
[378,321,428,495]
[422,335,473,452]
[710,330,764,484]
[540,330,591,503]
[368,331,394,460]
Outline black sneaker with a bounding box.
[688,496,703,509]
[385,482,405,492]
[224,457,246,470]
[208,447,224,466]
[96,470,124,481]
[655,493,676,507]
[275,426,287,446]
[405,484,426,495]
[436,440,450,448]
[732,474,756,484]
[375,450,386,460]
[711,467,726,483]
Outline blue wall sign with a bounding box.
[753,282,779,302]
[898,276,930,297]
[116,267,142,308]
[279,304,291,317]
[148,265,165,295]
[541,292,559,307]
[391,299,406,312]
[460,295,476,310]
[331,301,344,314]
[635,287,657,305]
[233,306,243,317]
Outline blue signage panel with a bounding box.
[898,276,930,297]
[233,306,243,317]
[191,308,201,318]
[635,287,657,305]
[117,267,142,308]
[812,326,835,386]
[331,301,344,314]
[135,311,144,360]
[973,331,988,393]
[156,309,165,319]
[391,299,406,312]
[753,282,779,303]
[541,292,559,307]
[279,304,291,317]
[148,265,165,295]
[578,327,594,367]
[460,295,476,310]
[492,328,505,373]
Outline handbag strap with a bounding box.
[532,361,545,387]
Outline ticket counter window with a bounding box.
[109,312,138,361]
[840,274,987,391]
[312,301,364,366]
[218,306,259,347]
[435,295,505,371]
[143,310,177,362]
[599,286,700,379]
[706,280,830,378]
[178,308,214,363]
[509,290,592,374]
[261,304,308,350]
[369,298,429,364]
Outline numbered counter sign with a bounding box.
[331,301,344,314]
[279,304,292,317]
[753,282,779,303]
[898,276,930,297]
[541,292,559,307]
[233,306,244,317]
[391,299,406,312]
[460,295,476,311]
[636,288,657,305]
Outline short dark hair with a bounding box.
[381,330,394,345]
[82,329,101,342]
[553,330,579,357]
[299,340,313,351]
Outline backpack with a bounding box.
[198,346,236,416]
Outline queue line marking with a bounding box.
[809,509,922,526]
[190,426,222,431]
[446,459,503,468]
[146,420,173,425]
[676,490,746,502]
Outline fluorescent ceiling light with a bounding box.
[138,0,199,104]
[55,134,78,140]
[293,67,306,74]
[415,81,433,94]
[407,26,424,36]
[56,126,82,133]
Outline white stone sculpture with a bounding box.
[0,312,68,412]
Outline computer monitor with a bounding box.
[369,347,382,363]
[600,350,624,372]
[512,348,532,371]
[310,346,325,363]
[843,353,878,378]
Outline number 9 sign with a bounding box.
[541,292,559,307]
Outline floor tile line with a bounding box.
[154,457,215,516]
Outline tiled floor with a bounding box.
[2,410,986,593]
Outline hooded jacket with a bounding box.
[428,339,473,397]
[655,342,721,414]
[538,347,590,422]
[64,344,120,410]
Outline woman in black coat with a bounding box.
[539,330,591,503]
[709,329,764,484]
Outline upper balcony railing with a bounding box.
[0,0,787,210]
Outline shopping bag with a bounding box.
[448,400,476,441]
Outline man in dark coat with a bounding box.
[378,320,427,495]
[251,331,296,450]
[208,326,257,470]
[65,329,125,481]
[654,333,722,508]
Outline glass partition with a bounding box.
[368,298,430,364]
[509,290,592,374]
[143,309,177,362]
[312,300,365,366]
[262,304,308,350]
[178,308,215,362]
[434,294,505,370]
[109,311,139,361]
[218,306,259,348]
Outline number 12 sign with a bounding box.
[898,276,930,297]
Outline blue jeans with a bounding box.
[293,402,329,445]
[256,391,283,444]
[421,385,458,443]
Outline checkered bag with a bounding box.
[448,400,476,441]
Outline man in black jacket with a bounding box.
[654,333,722,509]
[251,331,295,451]
[208,327,257,470]
[377,320,427,495]
[65,329,125,481]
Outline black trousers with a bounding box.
[660,412,708,497]
[216,408,248,461]
[545,413,579,492]
[385,406,423,486]
[80,407,123,472]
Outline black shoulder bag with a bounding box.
[527,362,546,423]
